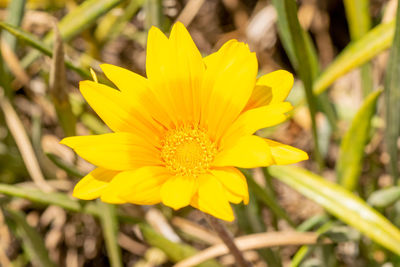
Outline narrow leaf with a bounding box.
[281,0,322,166]
[343,0,373,97]
[97,201,123,267]
[314,20,394,95]
[50,24,76,137]
[385,3,400,182]
[269,165,400,255]
[247,176,294,226]
[0,21,91,79]
[2,0,26,51]
[0,183,142,224]
[5,209,56,267]
[336,90,382,191]
[21,0,125,68]
[368,186,400,208]
[344,0,371,40]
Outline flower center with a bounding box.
[161,126,217,176]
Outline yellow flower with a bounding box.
[61,22,308,221]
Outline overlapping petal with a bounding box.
[79,80,161,145]
[211,167,249,204]
[161,176,198,210]
[221,102,293,148]
[191,175,234,221]
[72,168,119,200]
[200,40,258,141]
[100,64,173,129]
[244,70,294,111]
[60,132,162,171]
[101,166,170,205]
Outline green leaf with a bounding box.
[247,176,294,227]
[2,0,26,51]
[0,183,142,224]
[343,0,373,97]
[97,201,123,267]
[368,186,400,208]
[5,209,56,267]
[0,21,91,79]
[279,0,322,167]
[269,165,400,255]
[314,20,394,95]
[139,223,223,267]
[385,3,400,182]
[21,0,125,68]
[336,90,382,191]
[344,0,371,40]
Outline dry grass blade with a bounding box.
[49,22,67,103]
[175,0,205,26]
[171,217,221,245]
[49,22,76,137]
[174,232,325,267]
[117,232,147,255]
[0,88,53,192]
[1,40,30,88]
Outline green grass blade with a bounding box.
[5,209,56,267]
[45,152,85,178]
[384,3,400,182]
[269,165,400,255]
[2,0,26,51]
[96,0,144,44]
[291,221,333,267]
[97,201,123,267]
[139,223,223,267]
[247,176,294,227]
[0,183,142,224]
[281,0,322,167]
[368,186,400,208]
[336,90,382,191]
[314,20,394,95]
[0,21,91,79]
[344,0,373,97]
[344,0,371,40]
[21,0,125,68]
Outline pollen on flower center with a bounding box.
[161,126,217,176]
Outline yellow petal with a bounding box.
[72,168,119,200]
[200,40,258,141]
[101,166,170,205]
[100,63,148,93]
[243,84,273,112]
[161,175,197,210]
[60,132,162,171]
[79,80,161,145]
[265,139,309,165]
[191,175,234,221]
[221,102,293,147]
[211,167,249,204]
[256,70,294,105]
[146,23,205,125]
[213,135,274,168]
[100,64,172,129]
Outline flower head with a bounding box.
[61,22,308,221]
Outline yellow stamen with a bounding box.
[161,126,217,176]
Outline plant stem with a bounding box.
[204,213,251,267]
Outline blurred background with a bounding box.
[0,0,400,266]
